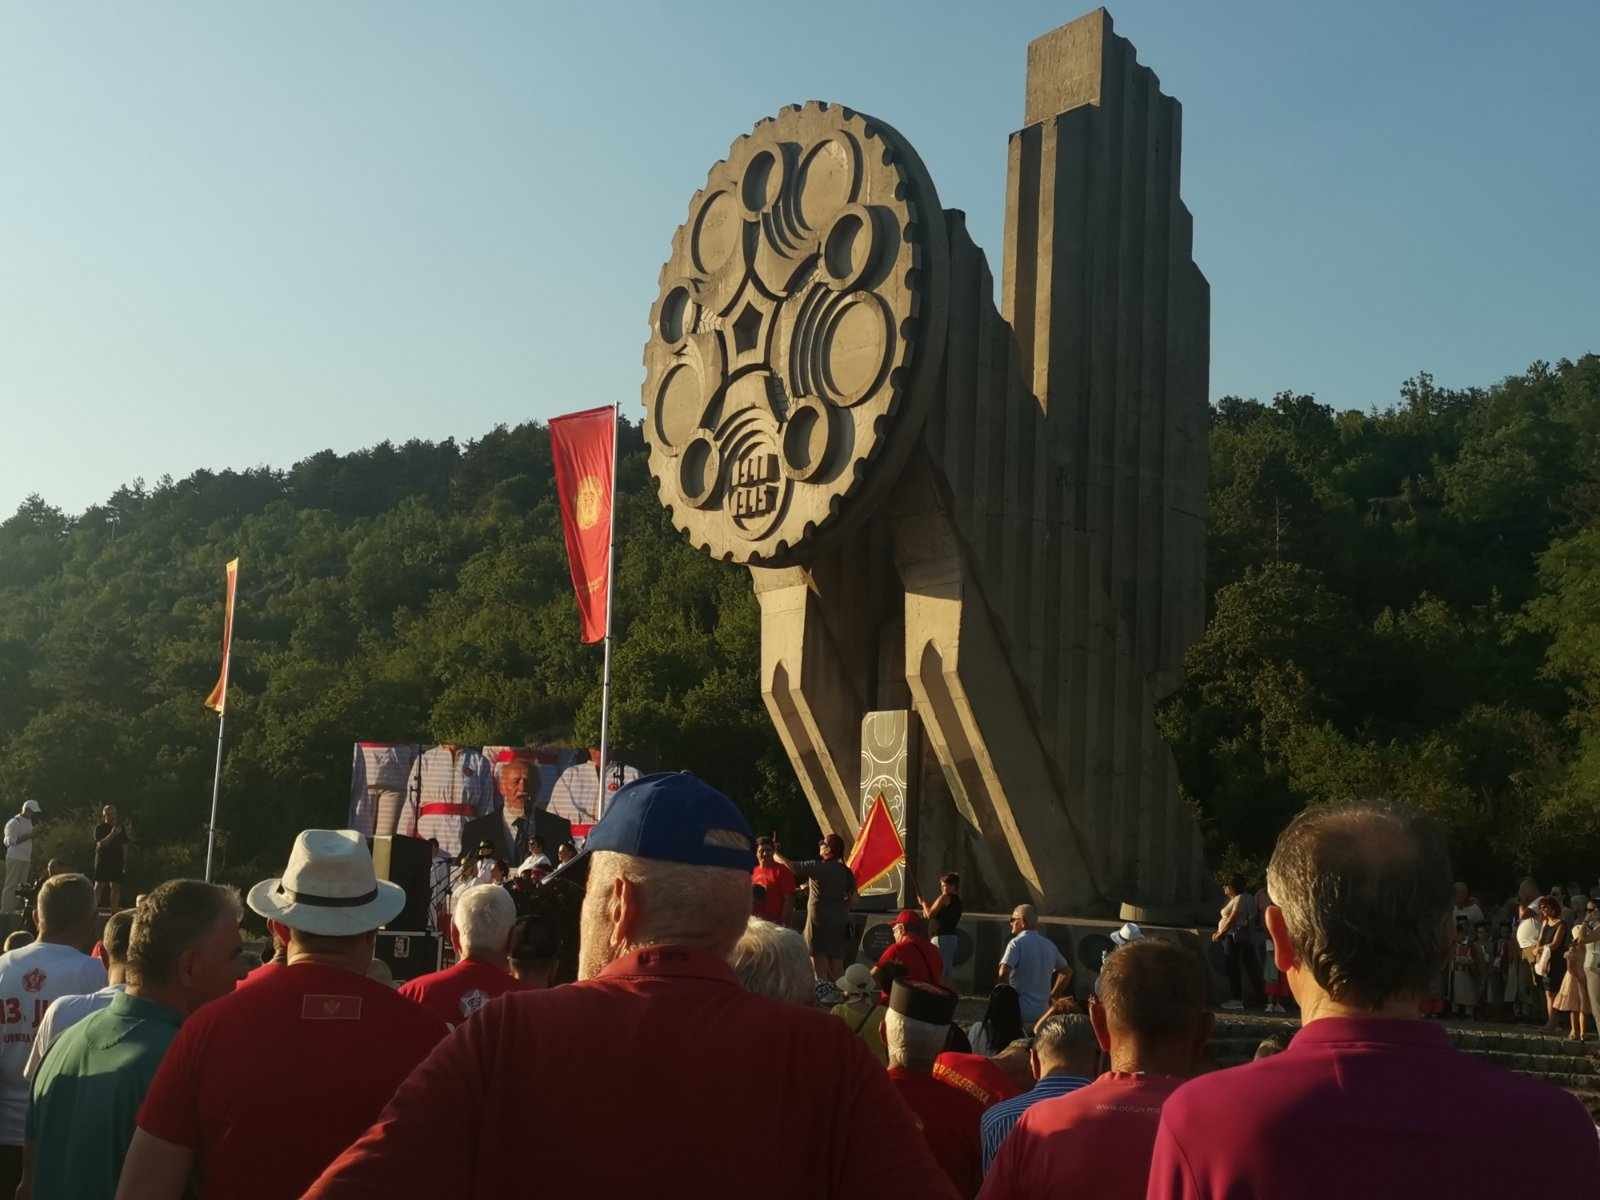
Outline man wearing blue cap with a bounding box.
[307,772,959,1200]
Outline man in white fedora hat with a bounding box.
[118,830,447,1200]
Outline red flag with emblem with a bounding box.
[846,793,905,892]
[550,407,616,644]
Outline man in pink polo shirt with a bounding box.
[979,938,1211,1200]
[1147,803,1600,1198]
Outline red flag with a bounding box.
[847,793,905,892]
[550,407,616,644]
[203,558,239,714]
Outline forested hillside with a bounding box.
[1160,357,1600,885]
[1,355,1596,894]
[0,422,799,890]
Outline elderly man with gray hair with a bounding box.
[1147,803,1599,1199]
[398,883,520,1026]
[998,903,1069,1024]
[306,772,957,1200]
[730,916,814,1005]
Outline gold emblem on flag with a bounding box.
[576,476,603,530]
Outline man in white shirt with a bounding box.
[1,802,41,917]
[23,906,134,1080]
[0,873,106,1193]
[998,904,1069,1024]
[397,745,494,860]
[547,751,639,831]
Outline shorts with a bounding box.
[93,864,124,885]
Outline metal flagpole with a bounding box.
[204,709,226,882]
[595,402,621,824]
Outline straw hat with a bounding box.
[247,829,406,937]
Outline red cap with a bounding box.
[895,908,923,928]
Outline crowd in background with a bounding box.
[0,780,1597,1198]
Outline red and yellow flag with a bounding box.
[847,793,905,892]
[203,558,239,714]
[550,407,616,644]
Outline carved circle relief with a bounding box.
[642,101,948,564]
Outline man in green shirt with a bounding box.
[24,879,246,1200]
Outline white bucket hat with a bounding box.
[835,963,874,996]
[21,801,40,815]
[248,829,406,937]
[1110,921,1144,947]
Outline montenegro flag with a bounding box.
[847,793,905,892]
[550,406,616,644]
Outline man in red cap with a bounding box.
[886,979,982,1198]
[872,908,944,1002]
[306,773,958,1200]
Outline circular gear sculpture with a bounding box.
[642,101,948,564]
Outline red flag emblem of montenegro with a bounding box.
[847,793,906,892]
[550,407,617,644]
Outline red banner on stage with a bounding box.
[550,407,616,644]
[847,793,905,893]
[203,558,239,714]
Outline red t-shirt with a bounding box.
[305,947,960,1200]
[397,958,519,1026]
[888,1066,984,1198]
[933,1051,1024,1108]
[978,1072,1179,1200]
[750,863,797,924]
[237,960,283,988]
[137,961,447,1200]
[875,933,943,1000]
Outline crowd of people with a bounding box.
[1207,855,1600,1039]
[0,778,1595,1197]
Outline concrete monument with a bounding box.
[641,8,1210,918]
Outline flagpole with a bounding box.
[595,402,621,823]
[204,709,226,882]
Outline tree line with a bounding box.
[1,354,1595,896]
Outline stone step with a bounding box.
[1204,1014,1600,1119]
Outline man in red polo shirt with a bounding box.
[750,836,796,925]
[884,979,983,1198]
[399,883,519,1025]
[873,908,944,1002]
[116,830,448,1200]
[1146,804,1600,1199]
[305,773,958,1200]
[979,938,1211,1199]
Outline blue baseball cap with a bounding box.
[577,771,755,872]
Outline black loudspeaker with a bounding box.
[375,930,442,983]
[369,835,432,931]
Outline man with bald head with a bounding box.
[307,773,958,1200]
[1146,803,1598,1198]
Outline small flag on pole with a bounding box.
[203,558,239,714]
[550,407,616,644]
[846,793,906,892]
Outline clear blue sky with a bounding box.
[3,1,1595,517]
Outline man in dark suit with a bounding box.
[460,754,570,867]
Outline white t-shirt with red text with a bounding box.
[0,941,106,1143]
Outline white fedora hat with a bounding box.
[247,829,406,937]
